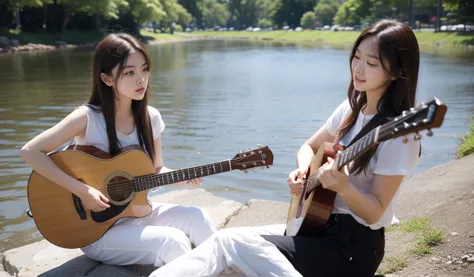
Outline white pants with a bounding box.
[81,202,217,267]
[148,224,303,277]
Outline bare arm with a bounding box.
[297,123,335,170]
[20,109,88,196]
[288,124,335,196]
[19,109,110,211]
[338,174,404,224]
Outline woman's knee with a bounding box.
[154,228,192,265]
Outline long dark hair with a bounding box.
[88,33,155,159]
[335,19,420,175]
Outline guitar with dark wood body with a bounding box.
[286,98,447,236]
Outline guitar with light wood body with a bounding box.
[27,145,273,248]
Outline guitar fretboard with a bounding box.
[336,128,378,169]
[132,160,232,192]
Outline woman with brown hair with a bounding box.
[20,33,217,267]
[149,19,422,277]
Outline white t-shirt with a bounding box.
[324,99,420,229]
[74,105,165,153]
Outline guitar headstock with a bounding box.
[377,97,447,143]
[231,146,274,173]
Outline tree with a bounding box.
[300,11,316,28]
[5,0,52,29]
[313,0,338,26]
[56,0,127,32]
[201,0,229,27]
[333,0,372,25]
[270,0,317,28]
[443,0,474,28]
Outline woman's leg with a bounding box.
[115,202,218,247]
[148,224,302,277]
[81,202,217,266]
[81,224,192,267]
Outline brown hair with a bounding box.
[336,19,420,174]
[88,33,155,159]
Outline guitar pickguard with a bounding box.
[91,201,130,223]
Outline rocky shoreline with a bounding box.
[1,154,472,277]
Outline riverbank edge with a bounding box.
[0,32,207,55]
[1,153,473,277]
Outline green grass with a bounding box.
[194,30,474,47]
[378,256,408,274]
[386,217,431,233]
[458,121,474,158]
[386,216,444,260]
[410,227,444,257]
[140,30,187,41]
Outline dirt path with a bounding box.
[378,154,474,276]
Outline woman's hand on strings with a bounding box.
[318,157,350,194]
[287,167,308,196]
[78,185,110,212]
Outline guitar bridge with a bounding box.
[72,193,87,220]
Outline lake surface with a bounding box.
[0,39,473,252]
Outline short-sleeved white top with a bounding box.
[74,105,165,153]
[324,99,420,229]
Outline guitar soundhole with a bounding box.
[107,176,133,203]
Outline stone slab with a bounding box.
[150,188,243,229]
[224,199,289,228]
[3,239,97,277]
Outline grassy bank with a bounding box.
[458,118,474,158]
[195,30,474,47]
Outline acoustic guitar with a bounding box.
[286,98,447,236]
[27,145,273,248]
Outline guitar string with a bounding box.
[104,156,256,193]
[301,111,420,194]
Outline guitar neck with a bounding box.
[133,160,232,192]
[306,128,379,193]
[336,128,379,169]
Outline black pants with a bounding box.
[262,214,385,277]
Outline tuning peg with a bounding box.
[426,129,433,137]
[243,170,248,174]
[414,132,422,141]
[261,166,266,170]
[240,150,244,153]
[257,144,262,147]
[402,135,409,144]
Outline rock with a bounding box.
[224,199,289,228]
[0,272,11,277]
[451,232,459,236]
[446,261,453,265]
[431,257,441,262]
[10,39,20,47]
[467,257,474,263]
[3,240,97,277]
[0,36,9,48]
[461,255,470,261]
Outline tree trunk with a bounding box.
[62,12,71,34]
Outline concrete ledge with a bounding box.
[224,199,289,228]
[1,189,245,277]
